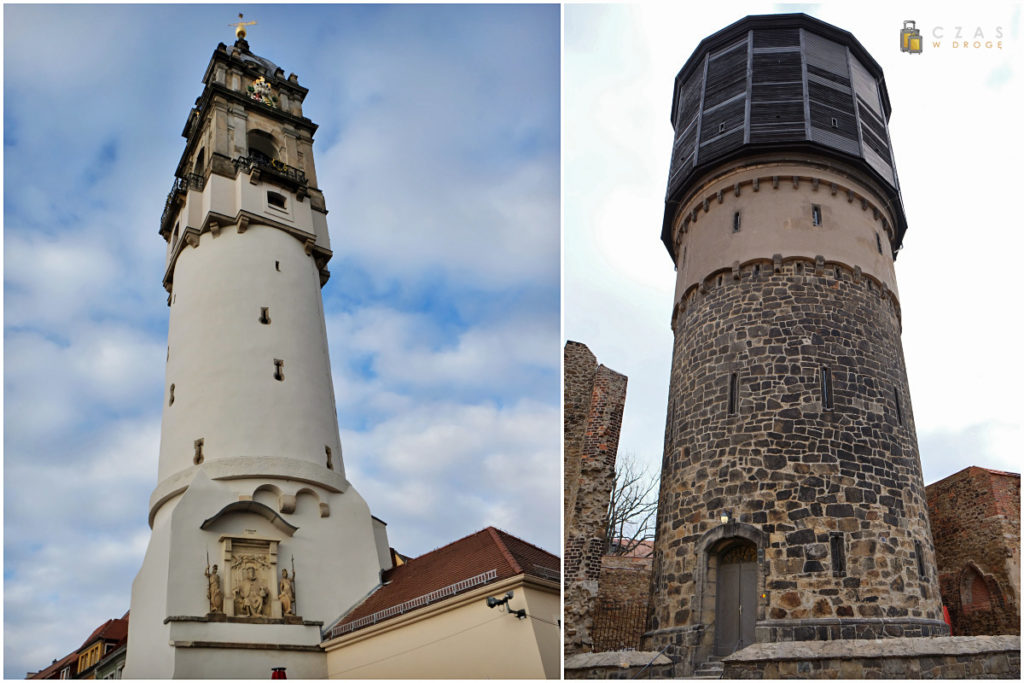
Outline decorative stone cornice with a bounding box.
[162,210,333,293]
[671,256,902,333]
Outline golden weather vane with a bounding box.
[229,13,257,40]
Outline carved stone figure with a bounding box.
[279,569,295,616]
[233,566,269,616]
[205,564,223,613]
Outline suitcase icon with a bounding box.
[901,20,923,54]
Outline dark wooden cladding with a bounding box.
[662,14,908,261]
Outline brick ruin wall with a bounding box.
[646,257,947,671]
[926,467,1021,636]
[592,556,654,652]
[564,341,628,654]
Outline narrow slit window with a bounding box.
[732,211,741,233]
[876,232,883,254]
[821,367,834,411]
[915,540,926,580]
[275,260,281,272]
[273,359,284,381]
[718,122,726,133]
[193,438,204,465]
[267,191,287,209]
[259,307,271,325]
[831,116,839,129]
[894,387,904,425]
[812,204,822,226]
[830,533,846,574]
[169,384,175,406]
[325,446,333,470]
[727,373,738,415]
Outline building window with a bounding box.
[194,438,204,465]
[915,540,926,580]
[259,307,271,325]
[812,204,822,226]
[894,387,903,425]
[830,533,846,575]
[719,122,726,133]
[247,129,278,163]
[831,116,839,129]
[821,367,833,411]
[876,232,884,254]
[274,359,284,381]
[727,373,739,415]
[169,383,175,406]
[267,191,287,209]
[732,211,741,233]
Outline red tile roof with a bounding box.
[330,527,558,636]
[26,652,77,680]
[79,616,129,651]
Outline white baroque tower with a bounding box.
[125,28,392,679]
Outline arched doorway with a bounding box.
[714,539,757,656]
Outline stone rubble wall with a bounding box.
[564,341,628,655]
[721,635,1021,679]
[926,467,1021,636]
[647,256,945,674]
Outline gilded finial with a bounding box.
[230,12,257,40]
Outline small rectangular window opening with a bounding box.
[831,117,839,129]
[830,533,846,574]
[727,373,739,415]
[169,383,175,406]
[274,359,284,381]
[193,438,204,465]
[732,211,741,233]
[259,307,271,325]
[812,204,822,226]
[894,387,903,425]
[267,191,287,209]
[915,540,926,580]
[719,122,726,133]
[821,367,834,411]
[275,260,281,272]
[325,445,333,470]
[876,232,884,255]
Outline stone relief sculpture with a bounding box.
[204,564,224,613]
[279,568,295,616]
[234,565,269,616]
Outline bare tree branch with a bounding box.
[603,452,659,556]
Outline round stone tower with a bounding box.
[645,14,946,675]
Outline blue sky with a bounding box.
[565,2,1022,491]
[3,4,560,677]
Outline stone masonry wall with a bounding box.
[598,556,653,604]
[564,341,628,655]
[721,636,1021,679]
[592,556,654,652]
[646,256,946,673]
[927,467,1021,636]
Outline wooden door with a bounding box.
[714,543,757,655]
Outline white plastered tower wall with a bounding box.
[125,36,390,679]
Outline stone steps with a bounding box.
[692,658,724,679]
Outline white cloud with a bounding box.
[344,399,561,556]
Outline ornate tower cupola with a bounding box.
[127,25,392,679]
[646,14,947,677]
